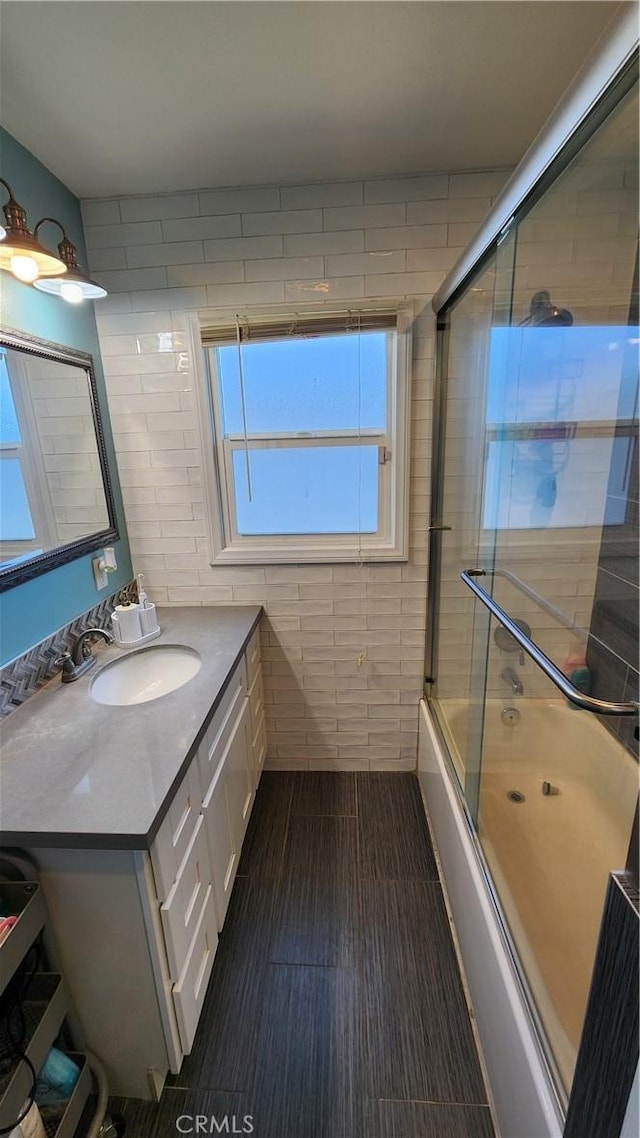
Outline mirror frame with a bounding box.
[0,326,119,592]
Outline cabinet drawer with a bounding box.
[151,759,201,902]
[161,815,212,981]
[246,627,261,686]
[172,886,218,1054]
[198,664,246,802]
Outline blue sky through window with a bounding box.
[0,354,36,541]
[216,332,387,536]
[0,354,21,445]
[232,446,378,535]
[217,332,387,434]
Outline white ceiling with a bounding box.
[0,1,623,200]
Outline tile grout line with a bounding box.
[373,1095,495,1108]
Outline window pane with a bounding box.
[0,459,35,540]
[217,332,387,434]
[0,354,21,444]
[232,445,379,535]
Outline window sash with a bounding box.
[220,433,389,543]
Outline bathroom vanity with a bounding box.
[0,606,266,1099]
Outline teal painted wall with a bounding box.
[0,128,132,664]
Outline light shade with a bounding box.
[32,223,107,302]
[0,181,67,280]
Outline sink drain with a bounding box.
[507,789,526,804]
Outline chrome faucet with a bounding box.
[501,666,523,697]
[56,627,114,683]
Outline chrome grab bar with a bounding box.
[461,568,639,717]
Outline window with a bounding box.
[197,309,411,563]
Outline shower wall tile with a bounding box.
[81,168,513,770]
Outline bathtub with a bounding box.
[439,697,638,1094]
[418,697,638,1137]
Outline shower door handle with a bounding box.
[428,523,452,532]
[461,568,639,718]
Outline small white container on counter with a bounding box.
[112,603,143,643]
[139,602,160,637]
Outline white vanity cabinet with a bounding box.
[27,627,265,1101]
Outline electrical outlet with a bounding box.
[93,556,109,590]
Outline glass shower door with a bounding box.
[472,80,639,1097]
[431,71,639,1103]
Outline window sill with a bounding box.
[209,538,408,565]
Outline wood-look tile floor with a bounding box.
[111,773,494,1137]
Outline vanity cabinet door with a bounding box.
[225,698,254,853]
[201,697,253,931]
[247,669,265,789]
[201,746,238,931]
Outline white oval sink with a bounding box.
[90,644,202,706]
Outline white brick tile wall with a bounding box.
[242,209,323,236]
[283,231,364,257]
[84,168,510,770]
[245,256,324,281]
[161,215,241,242]
[281,182,363,210]
[364,174,449,204]
[198,187,280,216]
[284,277,365,302]
[323,203,406,231]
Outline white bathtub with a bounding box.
[418,696,638,1137]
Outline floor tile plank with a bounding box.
[361,879,487,1104]
[272,877,360,967]
[291,771,357,816]
[250,963,363,1138]
[358,773,438,881]
[284,814,358,880]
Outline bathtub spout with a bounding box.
[501,667,524,696]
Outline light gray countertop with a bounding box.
[0,606,262,851]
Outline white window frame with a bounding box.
[189,307,413,564]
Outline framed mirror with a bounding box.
[0,328,119,591]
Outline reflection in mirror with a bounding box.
[0,337,116,583]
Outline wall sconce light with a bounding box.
[0,178,67,283]
[32,218,107,304]
[0,179,107,302]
